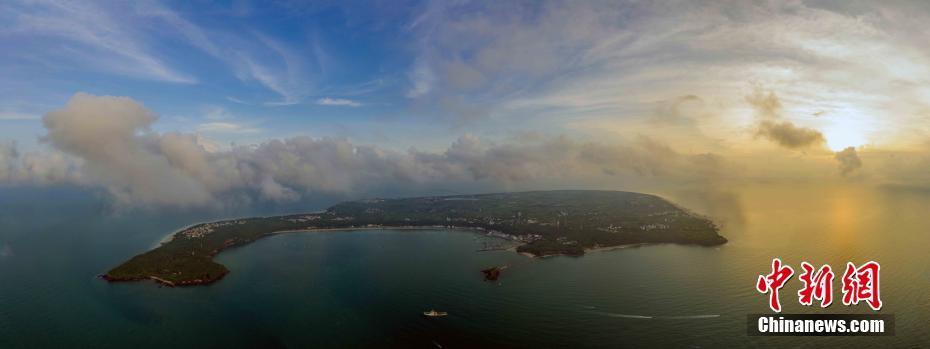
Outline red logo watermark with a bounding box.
[798,262,834,308]
[757,259,882,312]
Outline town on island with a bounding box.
[102,190,727,287]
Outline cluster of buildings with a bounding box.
[639,223,669,231]
[284,215,322,224]
[180,220,247,239]
[476,228,543,243]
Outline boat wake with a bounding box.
[600,312,653,319]
[594,311,719,320]
[662,314,720,319]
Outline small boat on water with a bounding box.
[423,309,448,317]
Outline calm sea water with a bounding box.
[0,183,928,348]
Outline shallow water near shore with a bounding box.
[1,183,929,348]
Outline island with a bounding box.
[482,266,505,281]
[103,190,727,286]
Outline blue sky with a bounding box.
[3,1,930,207]
[0,1,461,148]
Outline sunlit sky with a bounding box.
[2,1,930,207]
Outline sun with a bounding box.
[822,120,868,152]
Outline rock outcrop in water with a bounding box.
[482,267,503,281]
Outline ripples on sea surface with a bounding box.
[0,183,929,348]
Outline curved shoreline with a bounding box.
[105,225,528,287]
[105,226,714,287]
[153,222,197,247]
[103,191,727,287]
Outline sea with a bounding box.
[0,183,928,348]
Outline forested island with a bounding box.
[103,190,727,286]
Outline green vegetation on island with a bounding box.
[103,190,727,286]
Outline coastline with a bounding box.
[108,237,715,288]
[266,225,520,238]
[519,243,672,258]
[584,243,648,253]
[114,225,717,288]
[107,225,527,287]
[154,223,199,248]
[105,191,727,288]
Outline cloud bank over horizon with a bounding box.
[0,93,744,208]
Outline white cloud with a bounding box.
[2,1,323,102]
[2,1,195,83]
[136,1,307,101]
[263,100,301,107]
[0,141,82,185]
[198,122,260,133]
[316,97,362,107]
[10,3,930,207]
[225,96,250,105]
[42,93,211,206]
[16,92,930,208]
[401,0,930,151]
[405,57,435,98]
[239,57,303,106]
[197,106,259,133]
[15,93,740,207]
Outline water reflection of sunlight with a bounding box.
[829,187,858,241]
[737,183,871,255]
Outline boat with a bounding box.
[423,309,448,317]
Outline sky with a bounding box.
[3,0,930,209]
